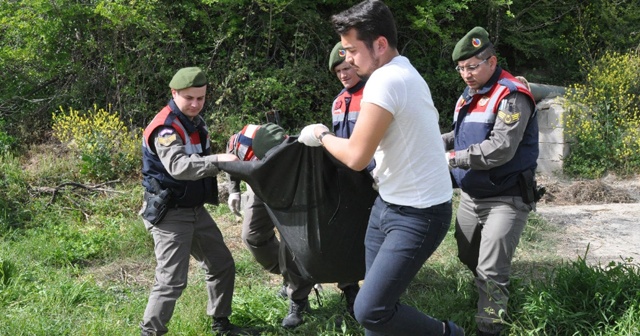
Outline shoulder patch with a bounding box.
[498,110,520,125]
[157,133,178,146]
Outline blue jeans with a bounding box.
[354,197,452,336]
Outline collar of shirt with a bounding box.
[347,80,366,94]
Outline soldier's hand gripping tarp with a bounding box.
[216,137,378,284]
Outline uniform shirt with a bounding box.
[152,126,221,180]
[141,101,220,206]
[442,92,535,170]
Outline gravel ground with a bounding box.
[535,174,640,265]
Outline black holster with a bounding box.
[141,180,172,225]
[518,169,545,203]
[518,170,545,204]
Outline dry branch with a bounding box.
[29,180,124,207]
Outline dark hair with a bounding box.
[331,0,397,50]
[476,44,496,60]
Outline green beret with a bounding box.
[253,123,286,159]
[328,42,347,72]
[452,27,491,62]
[169,67,207,90]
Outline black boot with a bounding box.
[211,317,260,336]
[341,284,360,319]
[281,297,310,329]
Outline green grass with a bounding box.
[1,147,639,335]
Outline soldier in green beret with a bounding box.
[324,41,367,321]
[139,67,257,335]
[443,27,540,336]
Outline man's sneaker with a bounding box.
[341,283,359,319]
[281,297,310,329]
[212,317,259,336]
[445,320,465,336]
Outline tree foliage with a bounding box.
[1,0,638,153]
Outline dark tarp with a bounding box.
[216,137,377,284]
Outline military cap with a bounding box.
[169,67,207,90]
[452,27,491,62]
[328,42,347,72]
[253,123,287,159]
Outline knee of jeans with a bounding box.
[353,297,390,330]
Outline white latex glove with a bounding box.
[298,124,329,147]
[228,192,241,216]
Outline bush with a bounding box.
[563,50,640,178]
[0,119,16,155]
[52,105,142,182]
[0,153,32,232]
[510,256,640,335]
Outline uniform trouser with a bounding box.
[354,197,452,336]
[454,191,531,334]
[242,192,314,301]
[140,206,235,335]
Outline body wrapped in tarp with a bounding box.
[216,137,377,284]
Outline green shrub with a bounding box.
[52,105,142,181]
[0,153,32,232]
[208,58,337,151]
[510,256,640,335]
[563,50,640,178]
[0,119,16,155]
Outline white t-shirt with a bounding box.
[363,55,452,208]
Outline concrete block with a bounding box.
[537,158,563,174]
[539,127,565,144]
[538,142,569,160]
[537,103,564,128]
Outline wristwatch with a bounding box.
[317,131,334,144]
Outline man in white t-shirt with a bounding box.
[298,1,464,335]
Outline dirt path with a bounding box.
[534,175,640,265]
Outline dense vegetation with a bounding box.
[1,1,640,335]
[1,0,639,151]
[1,149,639,335]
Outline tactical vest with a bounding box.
[451,69,538,198]
[141,100,219,207]
[226,124,261,161]
[331,81,375,172]
[331,80,365,138]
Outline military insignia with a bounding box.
[498,110,521,125]
[478,96,490,106]
[472,37,482,48]
[339,49,346,57]
[158,133,177,146]
[157,128,174,137]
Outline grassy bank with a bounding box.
[1,147,639,335]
